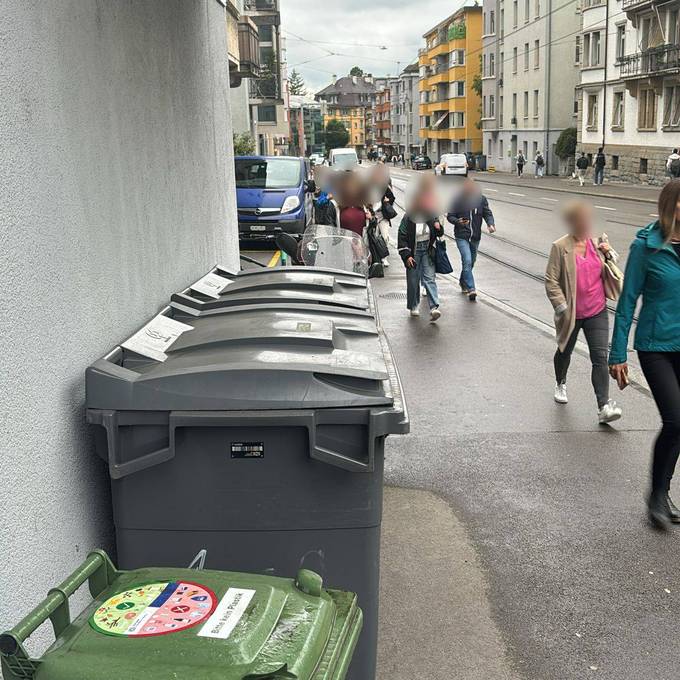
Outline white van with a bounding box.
[329,147,359,170]
[439,153,469,177]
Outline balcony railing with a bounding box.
[237,19,260,79]
[621,0,654,9]
[244,0,278,11]
[619,44,680,77]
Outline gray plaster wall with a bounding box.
[0,0,238,653]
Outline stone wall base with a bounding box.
[580,143,677,186]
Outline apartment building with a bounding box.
[288,100,324,156]
[419,1,483,159]
[390,64,423,157]
[481,0,581,173]
[315,74,376,153]
[374,78,393,153]
[577,0,680,183]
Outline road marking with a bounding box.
[594,205,616,211]
[267,250,281,267]
[540,197,559,202]
[508,192,525,197]
[484,188,499,192]
[650,213,659,217]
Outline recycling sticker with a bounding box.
[90,581,216,637]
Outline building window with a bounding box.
[615,24,626,62]
[500,9,505,40]
[523,140,528,156]
[532,141,538,156]
[535,0,540,18]
[258,104,277,122]
[612,91,625,129]
[612,155,619,170]
[533,89,539,117]
[669,9,680,45]
[259,24,273,42]
[583,32,601,67]
[586,93,598,129]
[451,81,465,97]
[452,112,465,127]
[450,49,465,66]
[513,0,518,27]
[534,40,540,68]
[524,43,530,70]
[523,91,529,118]
[490,94,496,117]
[524,0,530,22]
[483,54,487,76]
[663,85,680,127]
[513,47,518,73]
[483,96,487,118]
[640,158,648,174]
[575,36,581,64]
[638,88,657,130]
[489,53,495,76]
[500,95,504,126]
[500,139,504,157]
[512,93,518,118]
[490,10,496,33]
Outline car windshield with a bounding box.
[235,158,301,189]
[333,153,358,169]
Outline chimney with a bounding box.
[364,74,373,84]
[352,76,357,85]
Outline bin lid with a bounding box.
[14,565,361,680]
[86,304,398,411]
[172,266,371,313]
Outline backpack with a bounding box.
[671,157,680,176]
[576,156,589,169]
[536,154,544,167]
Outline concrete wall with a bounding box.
[0,0,238,653]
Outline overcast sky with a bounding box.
[280,0,466,96]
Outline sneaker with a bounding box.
[460,284,469,294]
[382,258,390,267]
[430,307,441,322]
[554,383,568,404]
[409,308,420,317]
[598,400,622,424]
[468,290,477,302]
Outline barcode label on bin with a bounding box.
[197,588,255,640]
[231,442,264,459]
[190,272,232,299]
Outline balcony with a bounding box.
[244,0,278,11]
[621,0,656,10]
[235,19,260,80]
[619,44,680,79]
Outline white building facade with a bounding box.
[578,0,680,183]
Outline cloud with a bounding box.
[280,0,467,93]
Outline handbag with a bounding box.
[367,221,389,261]
[602,257,624,300]
[434,237,454,275]
[382,202,397,220]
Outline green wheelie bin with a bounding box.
[0,550,362,680]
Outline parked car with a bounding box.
[412,155,433,171]
[329,147,360,170]
[309,153,325,166]
[235,156,314,241]
[438,153,469,177]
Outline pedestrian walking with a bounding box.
[392,154,398,167]
[370,164,396,268]
[593,147,606,185]
[398,175,444,322]
[545,201,623,424]
[575,152,590,187]
[609,181,680,529]
[666,149,680,178]
[336,171,371,237]
[446,178,496,302]
[516,151,526,177]
[534,150,545,178]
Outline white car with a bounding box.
[309,153,325,166]
[438,153,469,177]
[329,147,359,170]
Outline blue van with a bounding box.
[235,155,314,241]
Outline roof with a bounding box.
[315,75,377,106]
[422,0,481,37]
[402,62,419,75]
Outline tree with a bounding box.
[555,127,577,159]
[325,119,350,151]
[233,132,255,156]
[288,69,306,96]
[349,66,364,77]
[472,55,483,129]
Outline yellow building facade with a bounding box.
[419,2,482,158]
[322,106,366,148]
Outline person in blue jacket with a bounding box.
[609,180,680,529]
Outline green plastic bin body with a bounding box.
[0,551,362,680]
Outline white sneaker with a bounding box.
[430,307,441,322]
[554,383,568,404]
[382,258,390,267]
[409,308,420,317]
[598,400,622,424]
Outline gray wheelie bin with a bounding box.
[86,273,408,680]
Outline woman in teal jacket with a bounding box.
[609,181,680,528]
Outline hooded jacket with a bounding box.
[609,222,680,364]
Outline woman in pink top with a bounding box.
[545,201,623,424]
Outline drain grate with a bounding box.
[380,292,408,300]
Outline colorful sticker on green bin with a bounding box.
[90,581,216,637]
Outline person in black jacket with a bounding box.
[593,147,606,185]
[446,179,496,301]
[398,175,444,321]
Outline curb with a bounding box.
[474,174,658,205]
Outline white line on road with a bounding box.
[540,197,559,202]
[484,188,499,192]
[508,192,525,197]
[594,205,617,211]
[650,213,659,217]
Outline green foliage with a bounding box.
[349,66,364,77]
[555,127,577,159]
[325,119,350,151]
[233,133,256,156]
[288,69,306,96]
[472,55,483,129]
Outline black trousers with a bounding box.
[639,351,680,494]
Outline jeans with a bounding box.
[406,240,439,310]
[554,308,609,408]
[456,238,479,292]
[517,164,524,177]
[535,166,544,177]
[594,167,604,185]
[577,168,587,186]
[638,352,680,495]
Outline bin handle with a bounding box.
[0,551,118,680]
[168,411,375,473]
[97,410,174,480]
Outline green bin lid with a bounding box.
[1,553,362,680]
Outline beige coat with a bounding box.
[545,235,607,352]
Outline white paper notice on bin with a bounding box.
[122,315,194,362]
[190,272,233,299]
[197,588,256,640]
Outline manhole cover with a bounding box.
[380,292,408,300]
